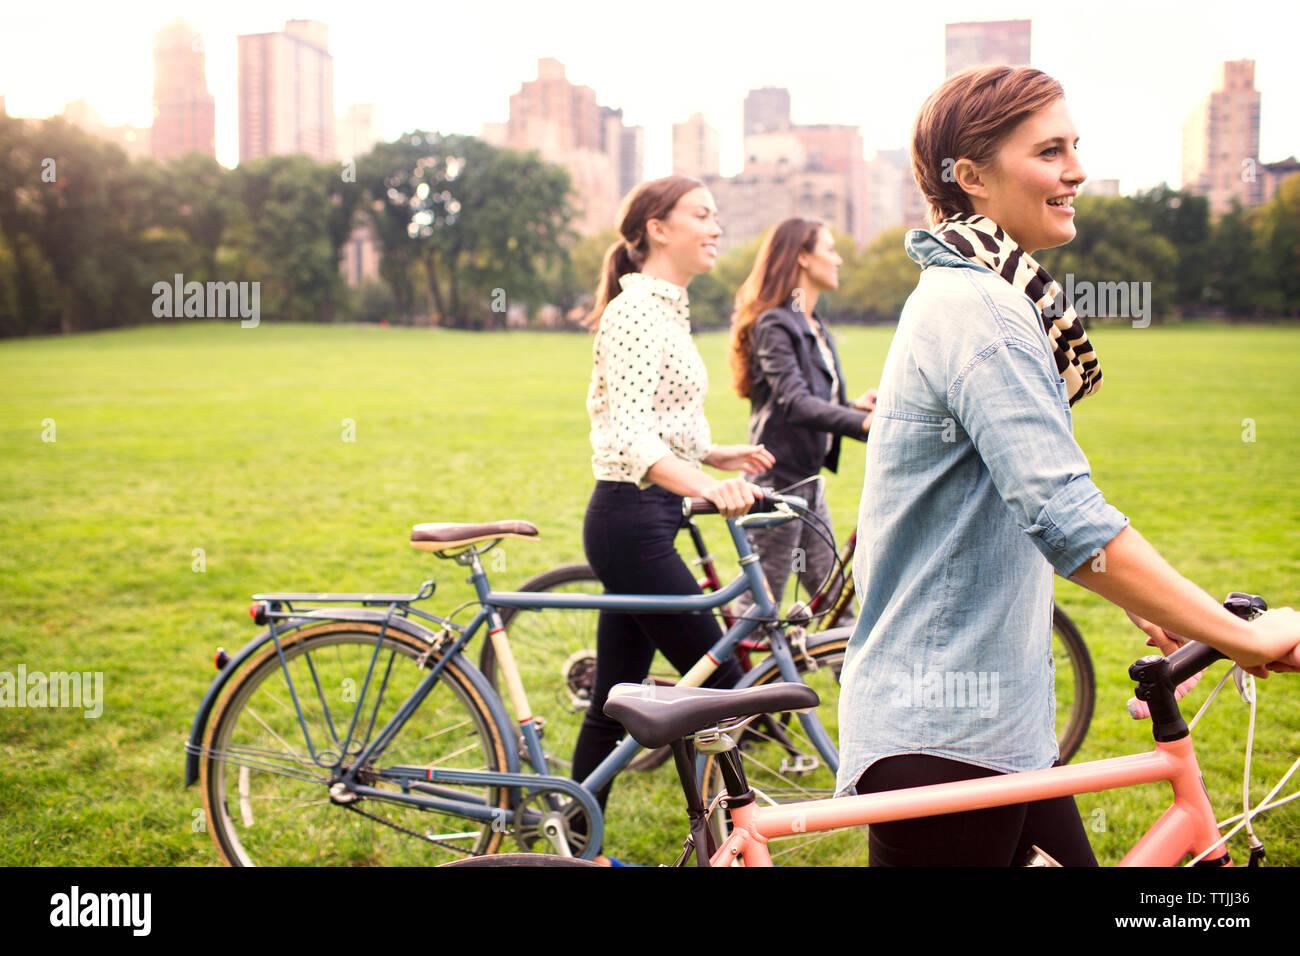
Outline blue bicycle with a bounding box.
[183,492,856,865]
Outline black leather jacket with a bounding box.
[746,302,869,489]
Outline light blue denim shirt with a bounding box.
[835,229,1128,795]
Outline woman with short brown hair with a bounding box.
[836,66,1300,866]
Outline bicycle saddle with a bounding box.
[410,520,539,552]
[604,682,821,750]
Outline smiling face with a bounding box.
[963,99,1086,254]
[798,227,842,292]
[646,186,722,281]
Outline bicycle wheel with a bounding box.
[700,631,858,867]
[482,563,674,773]
[201,621,512,866]
[1051,604,1095,764]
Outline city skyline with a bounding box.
[3,0,1298,196]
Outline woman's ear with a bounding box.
[952,158,989,202]
[645,216,668,247]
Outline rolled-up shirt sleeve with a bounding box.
[600,308,674,483]
[949,331,1128,578]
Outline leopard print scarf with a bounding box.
[934,214,1102,405]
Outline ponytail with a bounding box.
[585,238,643,328]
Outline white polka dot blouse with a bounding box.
[586,272,712,487]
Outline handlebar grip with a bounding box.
[684,492,780,516]
[1165,642,1226,686]
[1162,592,1268,685]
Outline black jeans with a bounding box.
[855,753,1098,866]
[572,481,743,817]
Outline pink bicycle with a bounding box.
[453,592,1298,867]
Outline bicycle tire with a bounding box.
[201,621,512,866]
[1051,604,1095,764]
[699,632,857,866]
[439,852,603,867]
[482,563,674,773]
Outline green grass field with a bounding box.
[1,319,1298,866]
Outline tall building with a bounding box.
[673,112,720,179]
[618,125,644,200]
[1182,60,1262,215]
[238,19,335,163]
[337,103,380,159]
[793,125,868,247]
[708,90,868,250]
[744,87,791,136]
[598,106,642,199]
[865,148,926,242]
[151,18,215,162]
[945,20,1031,76]
[1259,157,1300,204]
[503,58,630,234]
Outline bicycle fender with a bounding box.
[182,611,518,786]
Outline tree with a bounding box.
[1035,195,1179,322]
[0,115,183,333]
[357,132,573,328]
[1206,200,1272,316]
[835,226,917,322]
[1254,176,1300,315]
[227,155,338,323]
[1130,185,1211,315]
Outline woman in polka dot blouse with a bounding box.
[575,176,774,860]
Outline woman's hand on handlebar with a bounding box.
[704,444,774,475]
[851,389,877,413]
[1129,607,1300,679]
[700,477,766,520]
[1243,608,1300,676]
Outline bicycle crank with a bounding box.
[511,787,595,858]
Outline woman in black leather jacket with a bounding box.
[728,219,874,621]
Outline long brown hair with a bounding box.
[912,66,1064,225]
[584,174,704,329]
[728,218,823,398]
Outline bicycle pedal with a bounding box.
[778,754,819,776]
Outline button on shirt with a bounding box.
[835,229,1128,795]
[587,273,712,487]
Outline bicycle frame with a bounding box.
[718,734,1225,867]
[475,513,839,793]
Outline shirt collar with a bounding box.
[619,272,691,324]
[904,228,992,273]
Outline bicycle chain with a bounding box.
[342,801,480,858]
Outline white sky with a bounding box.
[2,0,1297,193]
